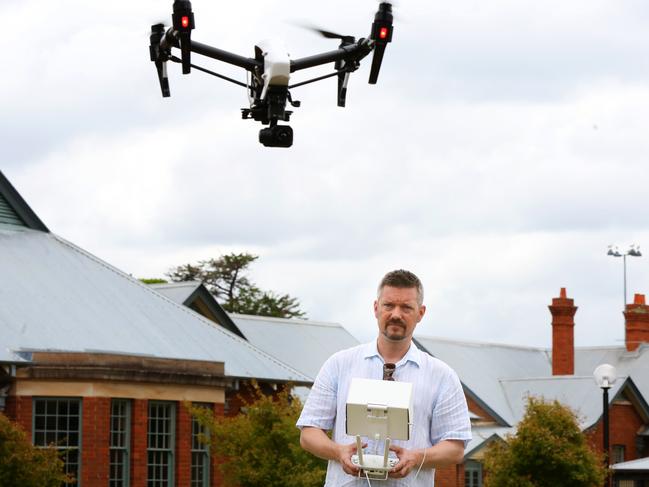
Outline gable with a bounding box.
[0,191,24,227]
[0,171,48,232]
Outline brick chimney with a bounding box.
[624,293,649,352]
[548,288,577,375]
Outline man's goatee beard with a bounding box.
[382,330,408,342]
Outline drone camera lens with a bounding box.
[259,125,293,148]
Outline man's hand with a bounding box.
[387,445,424,479]
[337,441,367,476]
[300,428,369,477]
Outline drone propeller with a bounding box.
[368,2,393,84]
[149,23,171,97]
[294,23,357,107]
[296,23,356,44]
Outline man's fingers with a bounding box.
[354,442,368,452]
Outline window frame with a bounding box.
[190,403,212,487]
[612,444,626,465]
[32,397,83,486]
[465,459,483,487]
[110,399,132,487]
[147,401,176,487]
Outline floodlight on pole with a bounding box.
[607,244,642,309]
[594,363,617,487]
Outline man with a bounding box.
[297,270,471,486]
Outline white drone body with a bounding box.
[346,378,413,481]
[254,40,291,101]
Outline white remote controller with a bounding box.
[351,453,399,470]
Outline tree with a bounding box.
[483,396,606,487]
[139,278,168,284]
[189,385,326,487]
[0,413,71,487]
[166,253,305,318]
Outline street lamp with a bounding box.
[607,244,642,308]
[594,363,617,486]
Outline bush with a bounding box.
[0,412,71,487]
[190,384,326,487]
[483,397,606,487]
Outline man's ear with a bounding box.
[373,300,379,318]
[417,305,426,322]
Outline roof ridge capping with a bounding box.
[415,334,548,352]
[231,312,343,328]
[149,281,202,289]
[499,375,622,382]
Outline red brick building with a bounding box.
[416,288,649,487]
[0,170,309,486]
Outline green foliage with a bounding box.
[167,252,305,319]
[0,413,71,487]
[139,278,168,284]
[483,397,606,487]
[189,385,326,487]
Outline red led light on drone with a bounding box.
[379,27,389,39]
[181,16,190,28]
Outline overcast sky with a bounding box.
[3,0,649,349]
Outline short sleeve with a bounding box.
[429,367,472,446]
[296,353,340,431]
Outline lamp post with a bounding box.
[594,363,617,487]
[607,244,642,309]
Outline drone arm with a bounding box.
[290,40,372,72]
[168,55,248,88]
[191,40,261,72]
[158,28,260,72]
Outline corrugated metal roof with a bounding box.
[499,375,625,429]
[231,314,360,380]
[0,348,29,363]
[415,335,551,425]
[149,281,199,304]
[0,227,309,383]
[415,336,649,429]
[611,457,649,471]
[574,345,649,399]
[611,458,649,472]
[464,425,512,457]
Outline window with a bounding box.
[191,405,211,487]
[612,444,625,464]
[110,399,131,487]
[147,401,176,487]
[465,460,483,487]
[33,398,82,485]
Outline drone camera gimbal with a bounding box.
[148,1,394,147]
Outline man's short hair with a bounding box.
[377,269,424,305]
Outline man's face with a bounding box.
[374,286,426,342]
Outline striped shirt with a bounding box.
[297,340,472,487]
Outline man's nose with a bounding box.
[389,307,403,319]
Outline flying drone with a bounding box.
[149,1,394,147]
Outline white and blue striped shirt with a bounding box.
[297,341,472,487]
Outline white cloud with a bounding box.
[3,0,649,351]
